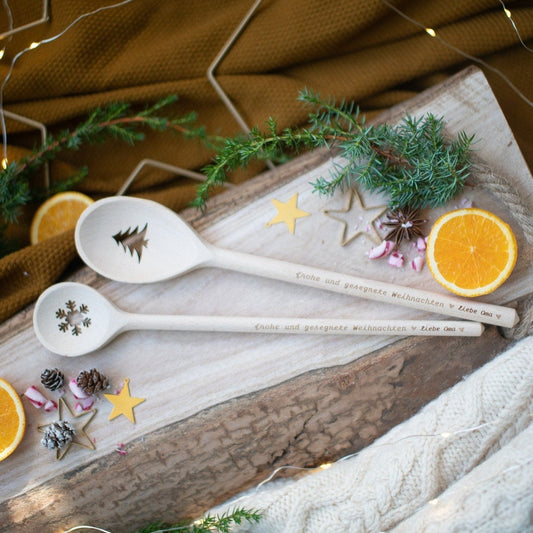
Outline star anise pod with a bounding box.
[383,206,427,246]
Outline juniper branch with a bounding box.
[130,507,262,533]
[195,89,475,209]
[0,95,222,252]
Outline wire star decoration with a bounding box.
[323,188,387,246]
[38,397,96,460]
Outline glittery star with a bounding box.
[323,188,387,246]
[266,193,310,234]
[38,397,96,460]
[104,378,145,424]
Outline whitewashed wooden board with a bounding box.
[0,67,532,523]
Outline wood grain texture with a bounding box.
[0,67,532,532]
[1,328,510,532]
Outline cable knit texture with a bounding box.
[214,336,533,532]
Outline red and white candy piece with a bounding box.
[69,378,90,399]
[368,240,395,259]
[388,251,405,268]
[410,256,425,272]
[23,386,48,408]
[416,237,427,252]
[44,399,58,412]
[74,396,95,412]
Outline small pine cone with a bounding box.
[40,368,65,391]
[76,368,109,395]
[41,421,75,450]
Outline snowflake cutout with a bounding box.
[56,300,91,336]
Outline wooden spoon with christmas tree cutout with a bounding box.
[74,196,517,327]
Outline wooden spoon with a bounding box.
[33,282,484,356]
[74,197,517,328]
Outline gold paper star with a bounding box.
[104,378,145,424]
[266,193,310,234]
[323,188,387,246]
[38,397,96,460]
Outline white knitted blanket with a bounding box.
[215,336,533,532]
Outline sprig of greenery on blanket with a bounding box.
[0,95,221,255]
[193,88,475,210]
[131,507,262,533]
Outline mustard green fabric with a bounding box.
[1,0,532,323]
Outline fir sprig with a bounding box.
[193,89,475,209]
[131,507,262,533]
[0,95,220,226]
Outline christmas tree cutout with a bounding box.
[112,223,149,262]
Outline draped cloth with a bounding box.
[211,336,533,533]
[1,0,532,322]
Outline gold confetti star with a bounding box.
[266,193,310,234]
[104,378,145,424]
[38,397,96,460]
[323,188,387,246]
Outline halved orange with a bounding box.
[30,191,94,245]
[0,377,26,461]
[426,208,517,297]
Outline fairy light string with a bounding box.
[0,0,136,164]
[499,0,533,52]
[379,0,533,109]
[0,0,14,58]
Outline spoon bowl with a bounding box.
[33,282,125,357]
[75,196,212,283]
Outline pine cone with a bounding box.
[41,421,75,450]
[40,368,65,391]
[76,368,109,395]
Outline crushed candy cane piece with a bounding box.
[416,237,427,252]
[411,256,425,272]
[44,399,57,412]
[368,240,395,259]
[69,378,90,399]
[23,386,48,408]
[75,396,95,412]
[115,443,127,456]
[388,251,405,268]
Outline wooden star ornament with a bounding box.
[104,378,145,424]
[266,193,310,234]
[323,188,387,246]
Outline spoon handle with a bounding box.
[123,313,483,337]
[207,246,518,328]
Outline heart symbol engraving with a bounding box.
[449,304,455,309]
[496,314,501,319]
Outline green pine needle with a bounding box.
[0,95,221,257]
[195,89,475,209]
[130,507,262,533]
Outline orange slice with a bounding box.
[426,208,517,297]
[0,377,26,461]
[30,191,94,245]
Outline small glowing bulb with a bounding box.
[319,463,332,470]
[441,432,452,439]
[29,42,41,50]
[425,28,437,37]
[0,48,4,60]
[1,158,8,170]
[504,8,512,18]
[429,498,439,506]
